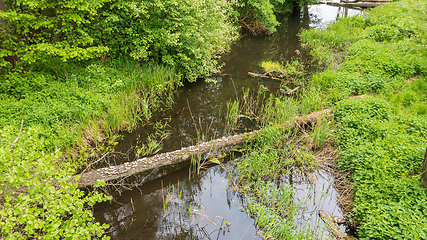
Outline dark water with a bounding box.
[93,5,362,239]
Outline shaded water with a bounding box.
[94,5,362,239]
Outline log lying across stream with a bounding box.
[326,0,390,8]
[70,108,334,188]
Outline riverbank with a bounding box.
[0,61,181,238]
[298,0,427,238]
[227,0,427,239]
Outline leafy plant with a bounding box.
[0,126,112,239]
[299,1,427,238]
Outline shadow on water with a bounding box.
[93,5,363,239]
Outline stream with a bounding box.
[93,5,363,239]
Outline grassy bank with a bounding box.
[299,0,427,238]
[0,61,181,239]
[1,60,180,163]
[227,0,427,239]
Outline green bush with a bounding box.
[0,126,112,239]
[0,0,109,73]
[0,0,238,81]
[90,0,238,81]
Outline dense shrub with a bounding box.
[0,0,238,81]
[90,0,238,81]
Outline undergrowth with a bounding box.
[0,60,180,239]
[300,0,427,239]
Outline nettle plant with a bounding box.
[0,126,111,239]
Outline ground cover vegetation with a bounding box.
[223,0,427,239]
[297,0,427,238]
[0,0,309,238]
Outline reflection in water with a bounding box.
[308,4,365,29]
[94,5,363,239]
[94,159,258,239]
[94,160,346,239]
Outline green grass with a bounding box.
[0,59,180,166]
[0,59,181,239]
[299,0,427,239]
[229,0,427,238]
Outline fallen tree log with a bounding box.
[341,0,390,2]
[247,72,291,82]
[327,1,387,7]
[69,107,335,188]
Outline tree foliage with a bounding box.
[90,0,238,81]
[234,0,315,34]
[0,0,109,72]
[0,0,238,81]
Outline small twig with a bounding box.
[286,86,300,95]
[9,120,24,152]
[231,77,238,99]
[81,152,111,174]
[263,69,285,76]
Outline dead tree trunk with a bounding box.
[69,108,334,188]
[422,146,427,187]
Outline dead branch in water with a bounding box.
[327,1,387,8]
[319,210,355,240]
[247,72,292,83]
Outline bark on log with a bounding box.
[70,108,334,188]
[247,72,291,82]
[422,146,427,187]
[319,210,355,240]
